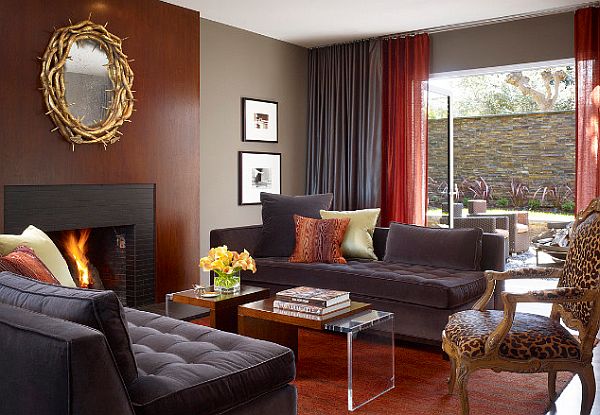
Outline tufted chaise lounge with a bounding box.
[0,271,297,415]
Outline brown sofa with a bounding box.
[210,225,506,345]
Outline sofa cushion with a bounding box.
[255,193,333,258]
[384,223,483,271]
[124,308,295,415]
[320,208,380,259]
[0,225,75,287]
[289,215,349,264]
[243,258,485,309]
[0,271,138,385]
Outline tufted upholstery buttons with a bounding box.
[124,308,295,415]
[244,258,486,309]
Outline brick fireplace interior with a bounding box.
[3,184,155,306]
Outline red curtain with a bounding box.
[380,34,430,226]
[575,7,600,211]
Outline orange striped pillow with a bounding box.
[289,215,350,264]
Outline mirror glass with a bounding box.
[64,39,113,127]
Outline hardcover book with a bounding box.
[275,286,350,307]
[273,299,351,315]
[272,304,351,320]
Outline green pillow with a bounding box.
[320,208,380,259]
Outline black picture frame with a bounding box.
[238,151,282,205]
[242,97,278,143]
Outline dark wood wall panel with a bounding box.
[0,0,200,301]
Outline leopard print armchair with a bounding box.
[442,197,600,415]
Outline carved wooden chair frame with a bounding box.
[442,198,600,415]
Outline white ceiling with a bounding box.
[162,0,589,48]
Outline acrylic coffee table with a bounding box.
[238,298,395,411]
[165,285,269,333]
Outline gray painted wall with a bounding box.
[199,19,308,283]
[430,12,574,74]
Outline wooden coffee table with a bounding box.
[165,285,269,333]
[237,297,370,356]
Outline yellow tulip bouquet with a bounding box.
[199,245,257,293]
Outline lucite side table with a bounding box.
[325,310,395,411]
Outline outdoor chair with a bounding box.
[470,212,529,254]
[442,197,600,415]
[445,216,509,259]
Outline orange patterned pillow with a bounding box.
[0,246,61,285]
[289,215,350,264]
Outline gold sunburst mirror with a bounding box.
[40,19,134,148]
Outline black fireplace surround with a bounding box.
[3,184,155,306]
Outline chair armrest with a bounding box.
[516,211,529,225]
[472,267,563,311]
[485,287,598,355]
[504,287,596,304]
[487,267,563,281]
[494,216,509,230]
[453,217,497,233]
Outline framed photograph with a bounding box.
[238,151,281,205]
[242,97,278,142]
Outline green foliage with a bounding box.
[495,198,509,208]
[561,200,575,213]
[430,66,575,117]
[528,199,541,210]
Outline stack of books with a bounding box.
[273,286,351,320]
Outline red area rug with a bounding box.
[296,329,572,415]
[191,317,572,414]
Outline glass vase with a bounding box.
[213,270,241,294]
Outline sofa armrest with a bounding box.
[481,233,506,272]
[210,225,264,256]
[0,303,135,415]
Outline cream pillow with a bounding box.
[320,208,380,259]
[0,225,75,287]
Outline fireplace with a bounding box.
[3,184,155,306]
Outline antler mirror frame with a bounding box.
[40,20,134,147]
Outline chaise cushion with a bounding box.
[384,223,483,271]
[243,258,486,309]
[124,308,295,415]
[0,271,138,385]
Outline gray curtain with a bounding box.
[306,39,382,211]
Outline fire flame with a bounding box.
[63,229,92,288]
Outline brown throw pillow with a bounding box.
[289,215,350,264]
[255,193,334,257]
[0,246,61,285]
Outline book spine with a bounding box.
[273,300,327,314]
[275,308,321,320]
[274,295,328,307]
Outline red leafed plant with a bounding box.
[509,178,529,208]
[468,177,493,202]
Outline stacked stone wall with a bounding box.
[428,111,575,206]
